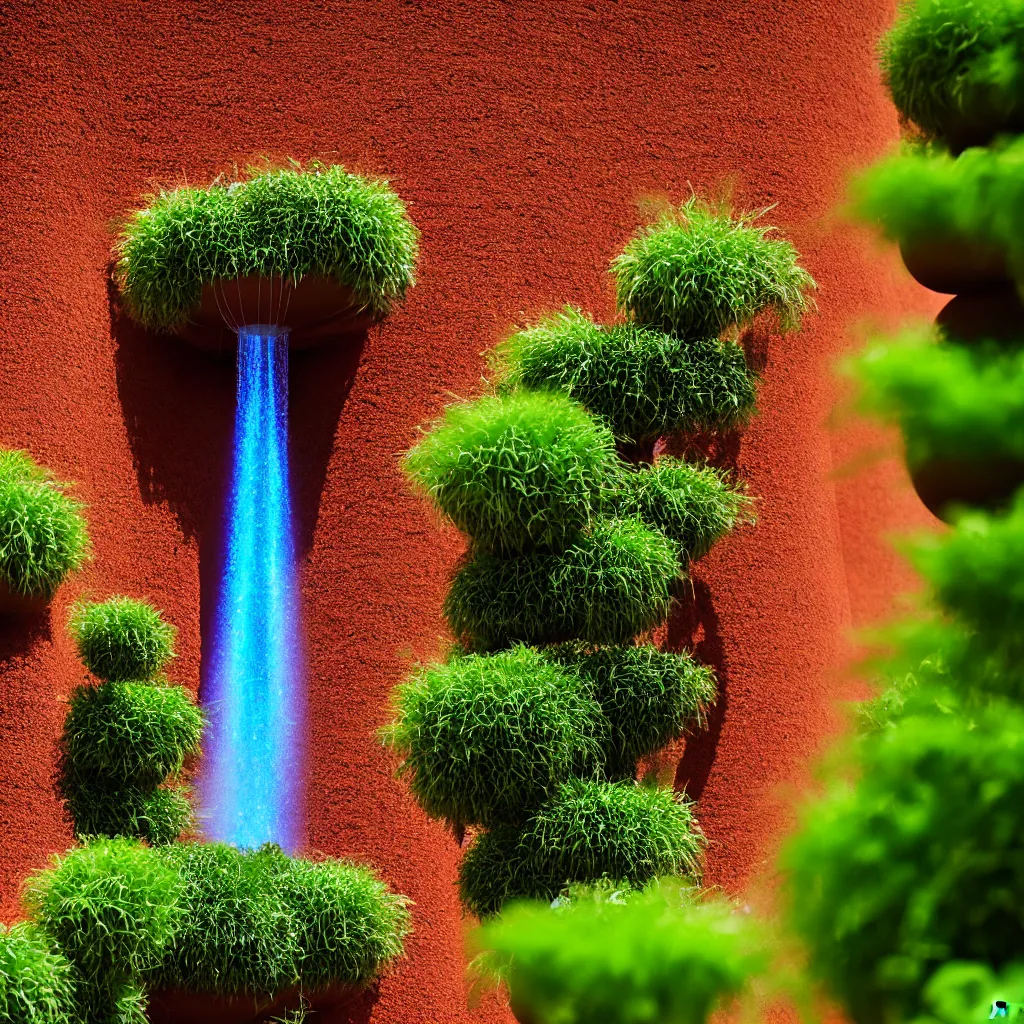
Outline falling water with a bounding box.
[204,325,302,851]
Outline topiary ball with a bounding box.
[459,779,705,917]
[0,923,75,1024]
[59,778,194,846]
[491,307,758,444]
[70,597,177,681]
[0,450,90,602]
[783,705,1024,1024]
[611,198,814,340]
[444,518,681,650]
[405,390,617,555]
[61,680,203,787]
[382,646,606,827]
[613,458,752,564]
[25,837,183,995]
[545,644,716,779]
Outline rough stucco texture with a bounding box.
[0,2,942,1022]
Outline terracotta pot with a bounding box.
[0,579,48,616]
[910,455,1024,522]
[942,99,1024,155]
[936,286,1024,345]
[509,994,539,1024]
[899,235,1010,295]
[147,983,354,1024]
[174,274,377,353]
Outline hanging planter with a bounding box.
[910,454,1024,521]
[898,234,1009,295]
[937,286,1024,344]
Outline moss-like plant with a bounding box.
[59,781,194,848]
[0,923,75,1024]
[70,597,177,682]
[405,390,618,554]
[880,0,1024,144]
[472,882,767,1024]
[0,449,89,601]
[545,644,716,779]
[611,198,814,339]
[459,779,704,918]
[491,307,757,443]
[115,163,418,331]
[612,458,752,564]
[444,518,680,650]
[382,646,605,827]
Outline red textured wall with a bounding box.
[0,3,941,1021]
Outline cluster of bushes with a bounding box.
[386,196,813,923]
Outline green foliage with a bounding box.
[459,779,704,917]
[545,644,716,779]
[70,598,177,682]
[444,518,680,650]
[0,923,75,1024]
[912,960,1024,1024]
[612,458,752,564]
[473,882,766,1024]
[611,198,814,339]
[115,163,418,331]
[0,449,89,600]
[880,0,1024,143]
[783,706,1024,1024]
[150,842,409,996]
[59,779,193,846]
[490,308,757,443]
[404,391,617,554]
[382,646,605,827]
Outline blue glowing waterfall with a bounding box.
[205,326,302,851]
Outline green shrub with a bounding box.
[783,705,1024,1024]
[70,598,177,681]
[115,163,418,331]
[490,308,757,443]
[612,458,752,564]
[459,779,704,917]
[473,882,767,1024]
[405,390,617,554]
[59,779,193,846]
[611,198,814,339]
[0,923,75,1024]
[0,450,89,600]
[545,644,716,779]
[879,0,1024,143]
[444,518,680,650]
[382,646,605,827]
[25,837,182,1016]
[61,680,202,786]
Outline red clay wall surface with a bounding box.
[0,3,942,1021]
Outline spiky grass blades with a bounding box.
[459,779,704,917]
[59,779,193,846]
[444,518,680,650]
[545,644,716,779]
[613,458,752,564]
[612,198,815,339]
[70,597,177,682]
[0,450,89,600]
[115,163,419,331]
[491,308,758,444]
[0,923,75,1024]
[382,646,605,827]
[405,391,617,555]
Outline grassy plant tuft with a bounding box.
[59,779,194,846]
[0,923,75,1024]
[70,597,177,681]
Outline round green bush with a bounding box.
[612,458,752,564]
[611,198,814,340]
[491,308,758,444]
[880,0,1024,145]
[545,644,716,779]
[0,923,75,1024]
[0,450,89,600]
[59,778,193,846]
[405,390,617,555]
[25,837,183,998]
[783,706,1024,1024]
[459,779,705,917]
[444,518,680,650]
[382,645,605,827]
[70,597,177,681]
[61,680,203,786]
[115,163,419,331]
